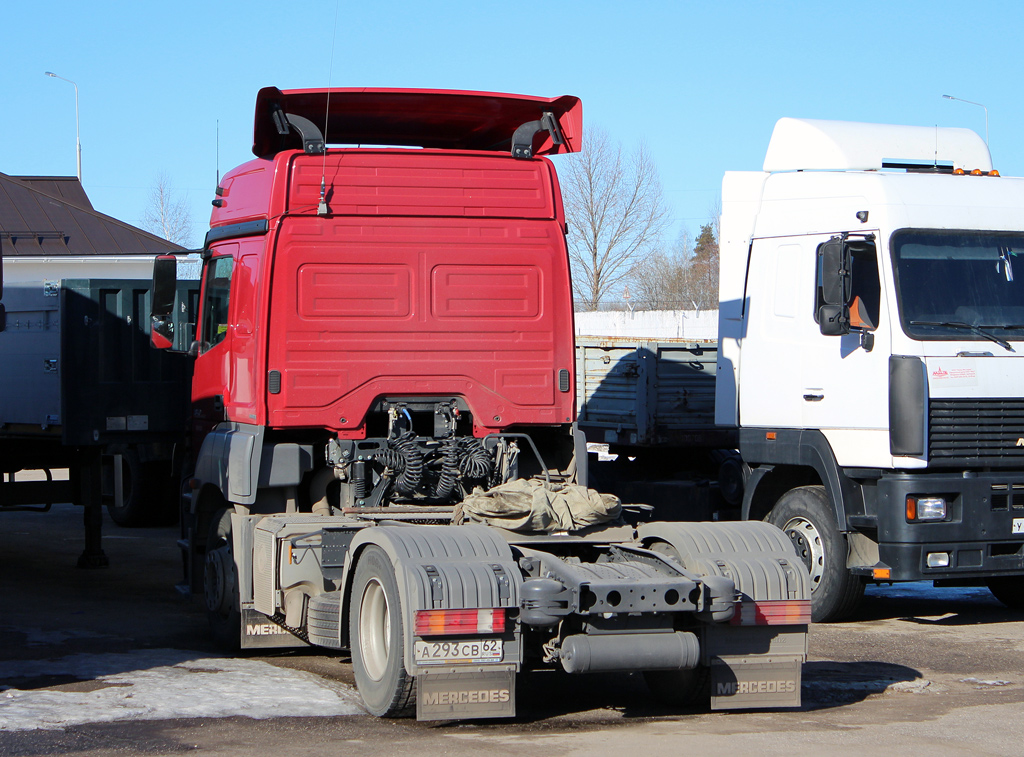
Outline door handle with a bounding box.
[803,393,824,402]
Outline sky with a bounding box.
[4,1,1023,252]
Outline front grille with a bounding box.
[929,399,1024,467]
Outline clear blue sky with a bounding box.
[4,1,1022,249]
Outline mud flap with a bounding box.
[416,669,515,721]
[240,608,308,649]
[710,656,802,710]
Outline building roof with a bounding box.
[0,172,185,256]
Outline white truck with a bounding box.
[580,118,1024,622]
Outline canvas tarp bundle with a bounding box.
[459,479,622,532]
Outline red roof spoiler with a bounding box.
[252,87,582,159]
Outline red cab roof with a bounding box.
[252,87,582,158]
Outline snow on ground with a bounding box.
[0,648,363,731]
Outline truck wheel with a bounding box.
[105,448,147,527]
[204,508,241,649]
[986,576,1024,609]
[105,448,176,528]
[767,485,864,623]
[349,546,416,717]
[644,666,710,708]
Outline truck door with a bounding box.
[799,233,891,466]
[191,250,236,443]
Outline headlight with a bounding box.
[906,496,947,521]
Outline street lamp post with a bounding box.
[44,71,81,182]
[942,94,989,148]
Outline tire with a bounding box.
[105,448,146,527]
[349,546,416,717]
[105,448,177,527]
[987,576,1024,609]
[767,485,864,623]
[204,508,241,650]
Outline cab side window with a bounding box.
[200,256,234,352]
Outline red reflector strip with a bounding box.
[730,600,811,626]
[414,608,506,637]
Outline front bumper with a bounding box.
[855,470,1024,581]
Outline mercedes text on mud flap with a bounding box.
[151,87,809,721]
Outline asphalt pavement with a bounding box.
[2,503,1023,756]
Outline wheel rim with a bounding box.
[781,516,825,591]
[358,578,391,682]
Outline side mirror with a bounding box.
[818,238,852,336]
[819,238,851,306]
[150,255,177,350]
[818,304,849,336]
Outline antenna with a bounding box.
[318,0,342,217]
[216,119,220,186]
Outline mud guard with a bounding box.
[343,525,523,720]
[638,520,810,710]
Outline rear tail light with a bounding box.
[730,599,811,626]
[415,608,506,637]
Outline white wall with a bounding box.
[574,309,718,340]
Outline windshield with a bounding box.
[891,229,1024,343]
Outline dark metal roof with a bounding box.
[0,172,184,256]
[15,176,94,210]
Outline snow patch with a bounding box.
[0,649,363,731]
[961,677,1012,688]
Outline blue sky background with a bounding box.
[3,1,1021,249]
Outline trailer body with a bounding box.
[0,262,195,533]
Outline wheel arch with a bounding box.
[740,429,863,531]
[338,525,521,669]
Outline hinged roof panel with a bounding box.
[252,87,582,158]
[763,118,992,173]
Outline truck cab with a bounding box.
[720,118,1024,620]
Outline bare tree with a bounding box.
[630,231,692,309]
[707,195,721,246]
[631,215,720,311]
[142,173,195,247]
[562,128,671,310]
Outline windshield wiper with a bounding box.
[909,320,1015,352]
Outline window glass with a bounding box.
[891,229,1024,341]
[200,256,234,352]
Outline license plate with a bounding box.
[414,638,503,665]
[1013,518,1024,535]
